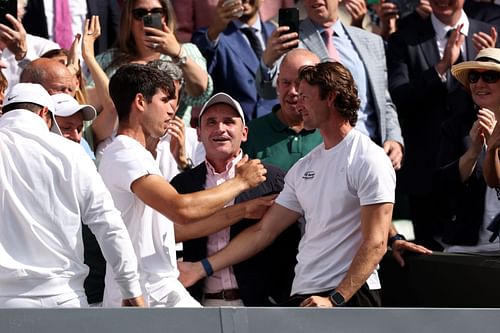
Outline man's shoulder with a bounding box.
[170,162,206,192]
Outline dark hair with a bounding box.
[2,102,44,114]
[298,62,360,126]
[108,0,176,71]
[109,64,175,123]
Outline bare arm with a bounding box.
[83,16,118,147]
[174,195,275,242]
[484,122,500,187]
[178,203,301,287]
[132,156,267,224]
[301,203,392,307]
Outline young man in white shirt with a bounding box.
[99,64,270,307]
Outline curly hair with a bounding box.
[298,62,360,126]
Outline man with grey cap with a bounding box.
[0,82,144,308]
[171,92,300,306]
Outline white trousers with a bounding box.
[0,292,88,308]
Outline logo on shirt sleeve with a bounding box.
[302,171,315,179]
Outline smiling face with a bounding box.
[297,80,331,130]
[429,0,464,25]
[197,103,248,166]
[277,50,320,125]
[303,0,339,26]
[141,88,173,138]
[469,69,500,111]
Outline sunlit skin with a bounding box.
[303,0,339,27]
[297,80,332,131]
[276,50,320,128]
[41,62,77,96]
[55,112,84,143]
[469,70,500,111]
[131,0,166,57]
[141,89,173,139]
[197,104,248,172]
[239,0,261,23]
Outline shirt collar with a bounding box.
[431,10,469,40]
[0,109,50,132]
[312,18,346,38]
[205,150,244,177]
[235,15,262,33]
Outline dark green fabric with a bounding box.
[242,105,322,172]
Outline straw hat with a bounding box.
[451,48,500,86]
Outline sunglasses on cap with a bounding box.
[132,7,164,20]
[467,70,500,84]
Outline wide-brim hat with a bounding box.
[451,48,500,86]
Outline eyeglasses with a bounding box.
[467,70,500,84]
[132,7,164,20]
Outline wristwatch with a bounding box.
[328,290,345,307]
[388,233,406,248]
[173,45,187,67]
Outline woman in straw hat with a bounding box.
[434,47,500,252]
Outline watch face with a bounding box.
[330,291,345,306]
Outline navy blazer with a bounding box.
[22,0,121,55]
[388,13,499,194]
[171,162,300,306]
[192,20,278,122]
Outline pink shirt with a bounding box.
[203,153,243,293]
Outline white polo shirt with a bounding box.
[0,110,141,300]
[276,129,395,295]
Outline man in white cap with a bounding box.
[0,82,144,308]
[171,92,300,306]
[51,93,97,159]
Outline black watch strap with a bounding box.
[328,290,345,307]
[388,233,406,247]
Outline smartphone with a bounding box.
[223,0,243,18]
[0,0,16,29]
[278,7,299,36]
[142,12,162,31]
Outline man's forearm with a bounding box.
[175,201,248,242]
[335,238,387,302]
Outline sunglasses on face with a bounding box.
[132,7,165,20]
[467,70,500,84]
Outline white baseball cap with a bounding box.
[4,83,55,112]
[51,93,96,121]
[198,92,246,126]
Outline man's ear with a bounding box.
[38,106,51,128]
[327,91,337,109]
[134,93,146,112]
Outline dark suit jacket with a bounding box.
[387,13,499,194]
[22,0,121,55]
[170,162,300,306]
[434,110,485,245]
[464,0,500,26]
[191,20,278,122]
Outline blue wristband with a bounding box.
[201,258,213,276]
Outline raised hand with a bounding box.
[234,155,267,190]
[262,26,299,68]
[473,27,497,53]
[0,14,27,60]
[207,0,244,41]
[168,116,189,169]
